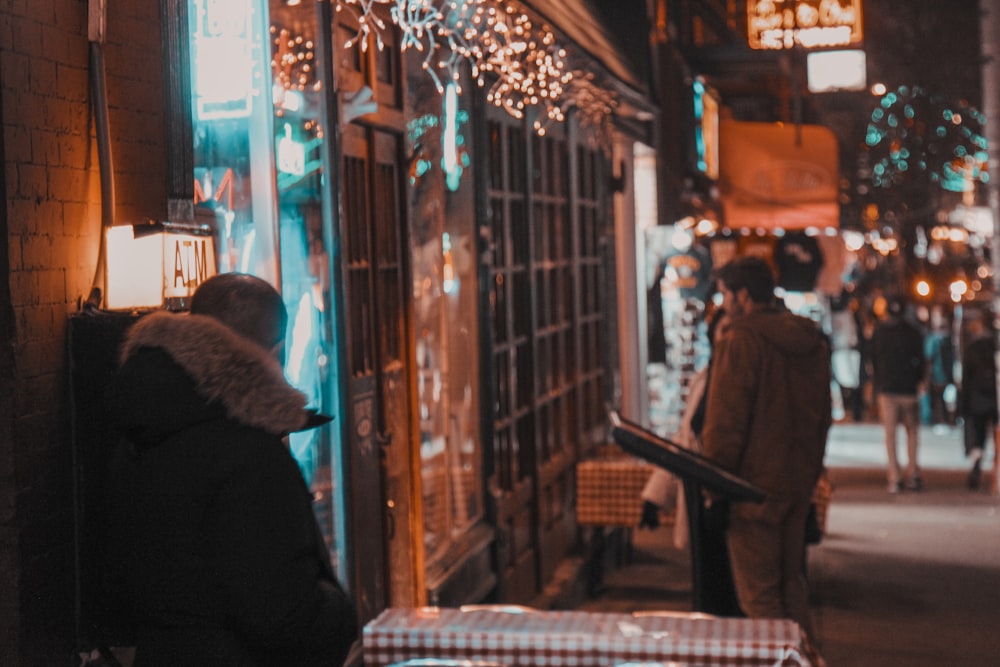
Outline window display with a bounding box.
[407,66,483,565]
[188,0,348,580]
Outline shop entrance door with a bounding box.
[340,122,416,622]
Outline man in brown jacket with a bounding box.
[701,256,832,640]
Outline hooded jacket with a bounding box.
[701,307,832,503]
[105,311,357,666]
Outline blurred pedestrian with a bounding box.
[960,314,997,491]
[922,308,955,426]
[700,257,831,640]
[871,298,926,493]
[105,273,358,666]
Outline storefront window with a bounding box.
[406,68,483,565]
[188,0,348,579]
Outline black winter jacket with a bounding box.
[871,316,925,395]
[105,311,357,666]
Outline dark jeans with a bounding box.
[963,412,996,456]
[698,501,744,617]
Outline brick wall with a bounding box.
[1,0,166,663]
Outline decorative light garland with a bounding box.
[270,26,318,94]
[336,0,391,51]
[333,0,618,137]
[270,25,324,137]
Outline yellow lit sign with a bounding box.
[748,0,863,51]
[105,221,217,310]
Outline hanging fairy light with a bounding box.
[336,0,391,51]
[334,0,618,139]
[270,27,317,92]
[391,0,488,93]
[270,24,326,139]
[473,5,572,120]
[537,70,618,140]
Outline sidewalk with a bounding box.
[572,422,1000,666]
[823,421,973,471]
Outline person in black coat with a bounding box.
[105,273,358,666]
[961,315,997,490]
[871,298,926,493]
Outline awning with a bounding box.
[522,0,654,113]
[719,120,840,230]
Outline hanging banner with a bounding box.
[719,120,840,231]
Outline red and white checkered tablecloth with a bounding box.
[362,607,816,667]
[577,458,654,527]
[363,607,599,666]
[595,614,810,666]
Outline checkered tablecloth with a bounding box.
[364,607,598,666]
[362,607,815,666]
[577,458,654,527]
[595,614,810,666]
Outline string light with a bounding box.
[336,0,391,51]
[271,26,318,94]
[332,0,618,138]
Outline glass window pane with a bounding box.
[187,0,348,581]
[407,69,483,564]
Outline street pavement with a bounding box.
[573,422,1000,667]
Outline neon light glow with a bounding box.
[277,123,306,176]
[240,229,256,273]
[443,82,461,190]
[192,0,256,120]
[442,232,457,294]
[287,292,315,384]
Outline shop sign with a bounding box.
[748,0,863,50]
[106,221,217,310]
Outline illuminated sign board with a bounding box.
[693,78,720,180]
[748,0,863,50]
[106,222,217,309]
[807,50,867,92]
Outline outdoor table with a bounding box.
[576,457,655,528]
[363,606,816,666]
[575,456,657,593]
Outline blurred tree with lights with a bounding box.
[858,85,990,303]
[861,85,988,224]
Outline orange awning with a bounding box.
[719,120,839,230]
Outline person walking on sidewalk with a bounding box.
[104,273,358,667]
[960,313,997,490]
[871,297,926,493]
[700,257,831,640]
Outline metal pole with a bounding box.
[979,0,1000,494]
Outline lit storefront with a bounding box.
[0,0,657,652]
[146,0,654,624]
[182,0,357,602]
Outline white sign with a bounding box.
[807,50,867,92]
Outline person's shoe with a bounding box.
[968,459,982,491]
[905,476,923,492]
[639,501,661,529]
[887,481,902,494]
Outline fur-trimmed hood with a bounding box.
[112,310,312,442]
